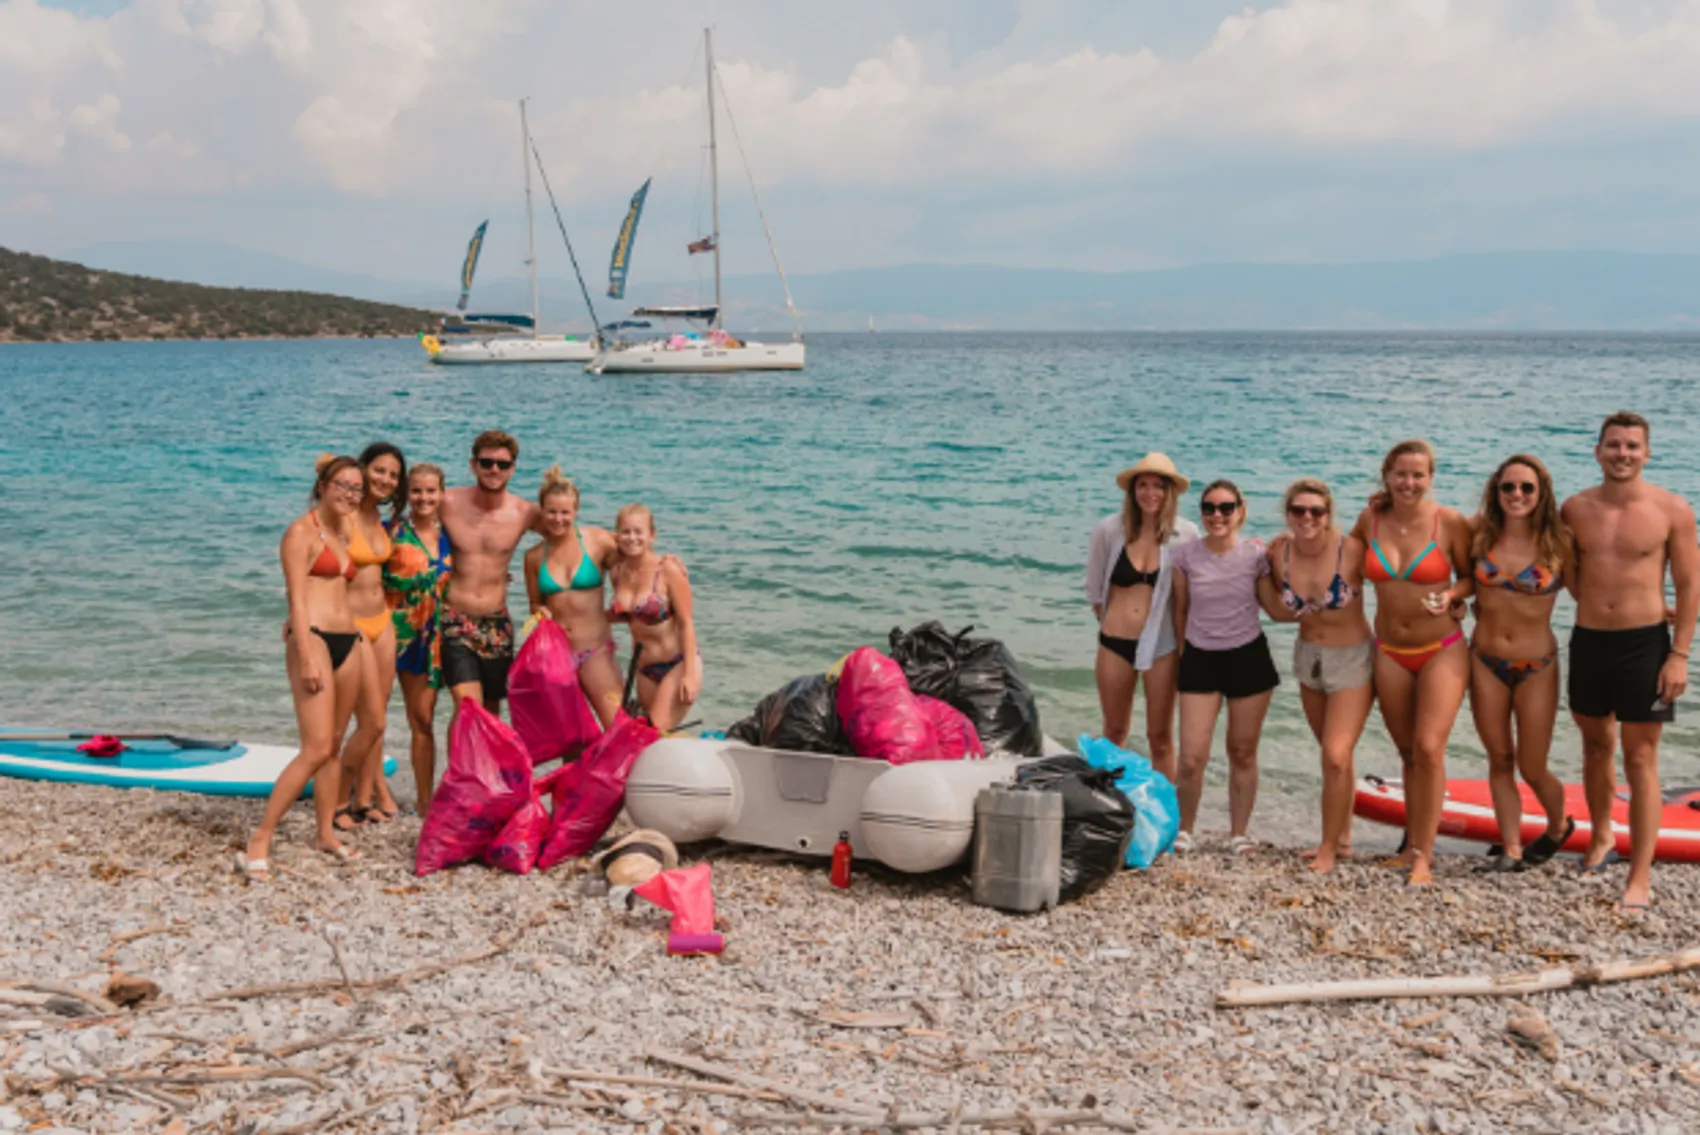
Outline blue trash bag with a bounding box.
[1077,735,1180,869]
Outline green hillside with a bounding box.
[0,246,437,342]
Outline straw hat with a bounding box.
[1116,452,1190,494]
[596,829,680,887]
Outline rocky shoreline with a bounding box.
[1,776,1696,1134]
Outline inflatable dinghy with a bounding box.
[1353,775,1700,863]
[625,736,1066,873]
[0,731,396,798]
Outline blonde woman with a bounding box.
[522,468,625,727]
[609,504,700,731]
[1468,454,1575,871]
[1084,452,1199,780]
[1268,479,1374,874]
[1349,439,1474,886]
[1171,479,1284,853]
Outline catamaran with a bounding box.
[589,29,805,374]
[424,100,598,365]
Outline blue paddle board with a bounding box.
[0,733,397,798]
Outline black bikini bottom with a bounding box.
[1098,632,1139,666]
[290,626,358,671]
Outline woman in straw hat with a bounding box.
[1085,453,1200,782]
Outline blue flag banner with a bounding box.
[457,220,487,312]
[607,178,651,299]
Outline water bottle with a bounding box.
[830,831,853,890]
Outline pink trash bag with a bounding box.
[536,712,661,871]
[835,647,940,764]
[635,862,717,935]
[481,780,556,875]
[415,702,535,877]
[918,695,984,760]
[508,617,603,766]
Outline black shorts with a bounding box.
[1569,624,1675,724]
[1178,634,1280,699]
[439,607,515,705]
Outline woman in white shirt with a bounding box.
[1085,452,1199,782]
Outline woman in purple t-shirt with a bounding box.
[1170,480,1285,854]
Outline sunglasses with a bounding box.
[1498,481,1537,497]
[1200,500,1239,517]
[329,479,365,496]
[1287,504,1327,520]
[476,457,515,471]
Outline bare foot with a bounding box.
[1301,844,1352,862]
[1307,850,1338,875]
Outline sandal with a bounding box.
[236,853,271,883]
[1521,817,1576,867]
[1228,835,1258,856]
[333,805,368,831]
[364,803,400,824]
[318,842,362,864]
[1172,830,1194,855]
[1474,853,1527,874]
[1576,849,1623,876]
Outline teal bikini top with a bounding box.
[538,528,604,596]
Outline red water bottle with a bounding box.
[830,831,853,889]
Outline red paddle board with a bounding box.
[1353,776,1700,863]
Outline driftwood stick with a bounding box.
[0,981,121,1016]
[319,929,358,1000]
[551,1066,785,1102]
[645,1048,882,1119]
[101,923,177,961]
[731,1108,1245,1132]
[1216,945,1700,1008]
[202,940,511,1004]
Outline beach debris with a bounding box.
[103,972,160,1008]
[1506,1005,1560,1060]
[415,701,535,877]
[595,829,679,888]
[1216,944,1700,1007]
[815,1009,918,1030]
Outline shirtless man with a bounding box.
[438,430,542,713]
[1562,411,1699,912]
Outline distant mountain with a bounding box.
[0,247,436,342]
[56,240,1700,331]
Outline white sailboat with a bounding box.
[426,100,597,365]
[589,29,805,375]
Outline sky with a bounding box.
[4,0,1700,285]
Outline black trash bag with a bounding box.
[889,621,1043,756]
[725,674,850,754]
[1014,755,1134,901]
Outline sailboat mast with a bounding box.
[520,97,539,339]
[705,27,722,330]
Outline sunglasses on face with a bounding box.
[1287,505,1327,520]
[1499,481,1537,497]
[1200,500,1238,517]
[476,457,514,471]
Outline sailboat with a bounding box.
[588,29,805,375]
[425,100,597,365]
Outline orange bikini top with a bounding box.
[1364,513,1451,585]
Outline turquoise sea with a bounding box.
[4,333,1698,831]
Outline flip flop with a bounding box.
[1576,849,1623,875]
[1522,817,1577,867]
[318,843,362,864]
[364,804,400,824]
[1613,898,1653,918]
[333,805,368,831]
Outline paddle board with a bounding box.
[0,733,397,798]
[1353,775,1700,863]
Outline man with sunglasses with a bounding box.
[438,430,542,714]
[1561,411,1700,914]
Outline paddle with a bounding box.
[0,732,237,751]
[621,645,644,719]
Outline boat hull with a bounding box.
[0,734,397,798]
[589,340,805,374]
[429,337,597,365]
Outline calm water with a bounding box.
[4,333,1698,823]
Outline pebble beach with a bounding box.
[3,774,1698,1134]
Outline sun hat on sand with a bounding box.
[596,829,680,887]
[1116,452,1190,495]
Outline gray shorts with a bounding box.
[1292,638,1374,694]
